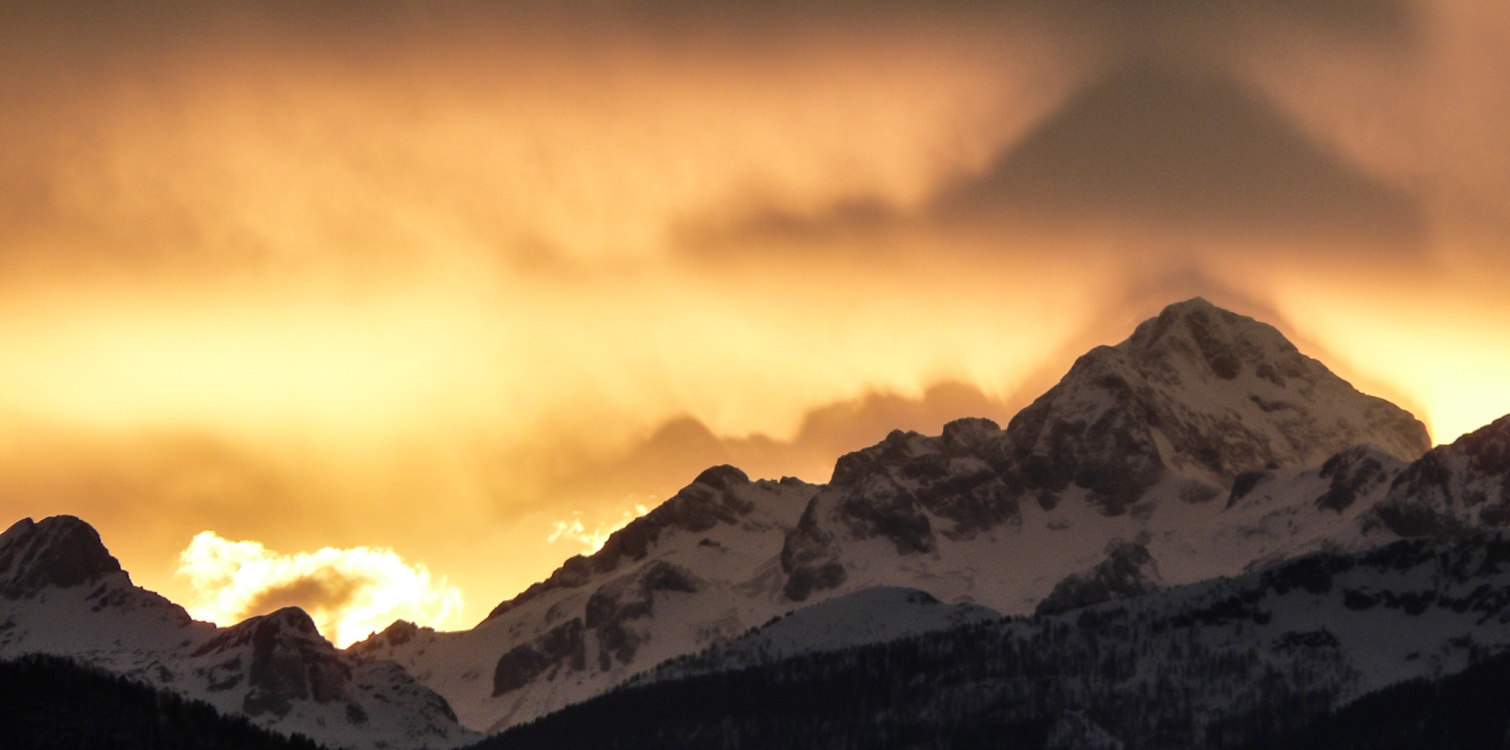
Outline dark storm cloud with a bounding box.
[931,66,1425,248]
[675,1,1427,264]
[243,572,368,617]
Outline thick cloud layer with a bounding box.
[0,0,1507,631]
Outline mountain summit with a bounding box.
[356,298,1442,734]
[1004,297,1429,511]
[781,298,1429,600]
[0,515,123,600]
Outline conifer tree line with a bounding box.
[0,654,324,750]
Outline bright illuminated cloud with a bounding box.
[549,503,651,555]
[177,532,465,648]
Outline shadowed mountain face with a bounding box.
[0,516,122,600]
[933,67,1423,247]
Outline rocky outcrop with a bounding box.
[0,516,124,600]
[1035,540,1164,616]
[489,558,706,696]
[492,618,587,697]
[1370,415,1510,539]
[192,607,352,718]
[1314,445,1397,513]
[486,466,764,622]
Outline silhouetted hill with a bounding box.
[0,654,324,750]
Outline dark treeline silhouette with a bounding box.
[465,615,1339,750]
[0,654,324,750]
[1244,650,1510,750]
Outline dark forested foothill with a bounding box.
[1243,650,1510,750]
[0,654,324,750]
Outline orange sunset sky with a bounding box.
[2,0,1509,646]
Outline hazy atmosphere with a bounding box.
[3,0,1509,644]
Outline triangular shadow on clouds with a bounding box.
[930,66,1424,249]
[700,66,1426,263]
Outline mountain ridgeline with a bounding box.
[7,298,1510,750]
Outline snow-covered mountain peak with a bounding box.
[1004,298,1430,509]
[779,299,1432,606]
[0,515,125,600]
[1121,296,1296,385]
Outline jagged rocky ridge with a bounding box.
[357,298,1471,734]
[0,516,477,750]
[471,531,1510,750]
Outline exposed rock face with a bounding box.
[193,607,352,717]
[1371,415,1510,539]
[0,516,123,600]
[1315,445,1397,513]
[488,559,706,695]
[781,299,1431,602]
[493,619,587,697]
[1035,540,1164,616]
[486,466,756,622]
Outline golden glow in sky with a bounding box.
[178,532,465,648]
[2,0,1509,643]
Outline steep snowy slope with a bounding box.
[364,298,1439,734]
[350,468,821,732]
[474,531,1510,750]
[0,516,475,750]
[643,585,1000,684]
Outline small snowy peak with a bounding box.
[645,586,1000,683]
[0,516,124,600]
[486,469,811,622]
[1035,539,1164,616]
[782,420,1017,601]
[1370,415,1510,540]
[190,607,350,718]
[359,472,820,734]
[178,606,476,749]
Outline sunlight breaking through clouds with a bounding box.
[549,503,650,554]
[177,531,465,648]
